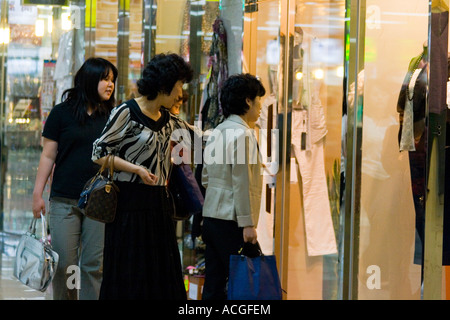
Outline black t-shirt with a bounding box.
[42,101,109,199]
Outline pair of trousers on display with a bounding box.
[291,110,337,256]
[48,197,104,300]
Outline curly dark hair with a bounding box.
[220,73,266,118]
[137,53,193,100]
[62,57,118,124]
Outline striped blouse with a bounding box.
[92,99,203,186]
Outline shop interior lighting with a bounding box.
[61,12,71,30]
[48,15,53,33]
[0,27,10,44]
[295,71,303,80]
[313,69,325,80]
[15,118,30,124]
[35,19,44,37]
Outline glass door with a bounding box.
[0,0,73,235]
[342,0,449,300]
[243,0,346,299]
[286,0,345,300]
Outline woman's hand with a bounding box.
[32,137,57,219]
[95,156,159,186]
[32,195,46,218]
[243,226,257,244]
[136,166,159,185]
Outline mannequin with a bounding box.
[397,45,428,268]
[398,45,450,272]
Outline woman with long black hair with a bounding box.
[32,57,118,300]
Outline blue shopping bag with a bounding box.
[227,243,282,300]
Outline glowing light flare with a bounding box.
[61,12,71,30]
[313,69,324,80]
[0,27,9,44]
[35,19,44,37]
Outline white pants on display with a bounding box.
[256,175,275,255]
[292,110,337,256]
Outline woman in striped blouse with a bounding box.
[92,53,201,300]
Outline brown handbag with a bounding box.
[78,154,119,223]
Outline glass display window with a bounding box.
[1,0,449,301]
[242,0,345,300]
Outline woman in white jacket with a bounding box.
[201,73,266,300]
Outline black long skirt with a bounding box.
[99,182,186,300]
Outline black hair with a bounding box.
[220,73,266,118]
[137,53,193,100]
[62,57,118,124]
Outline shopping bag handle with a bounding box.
[28,213,50,244]
[238,241,263,258]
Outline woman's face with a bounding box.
[246,96,262,123]
[98,70,115,101]
[163,80,183,109]
[170,94,184,115]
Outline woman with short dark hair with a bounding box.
[221,73,266,117]
[201,73,266,300]
[92,53,201,300]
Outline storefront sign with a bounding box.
[40,60,56,126]
[22,0,68,5]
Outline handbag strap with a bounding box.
[98,154,115,179]
[28,213,50,244]
[107,154,115,179]
[28,217,37,234]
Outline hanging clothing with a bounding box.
[397,57,427,149]
[289,32,336,256]
[292,108,337,256]
[399,68,422,151]
[198,18,228,132]
[255,95,278,255]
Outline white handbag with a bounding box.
[13,213,59,292]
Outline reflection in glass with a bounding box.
[358,0,429,299]
[2,3,71,233]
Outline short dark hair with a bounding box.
[220,73,266,118]
[137,53,193,100]
[62,57,118,124]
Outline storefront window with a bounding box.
[287,0,345,300]
[1,0,449,302]
[242,0,345,300]
[1,1,72,235]
[354,0,429,299]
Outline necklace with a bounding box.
[405,53,424,100]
